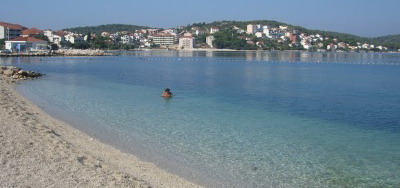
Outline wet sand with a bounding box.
[0,77,202,188]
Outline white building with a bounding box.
[51,35,64,46]
[247,24,257,34]
[151,33,176,45]
[195,29,206,36]
[121,35,134,44]
[179,36,195,49]
[279,26,288,30]
[255,32,265,38]
[206,36,215,48]
[5,37,48,52]
[43,30,53,38]
[64,34,84,44]
[210,27,220,34]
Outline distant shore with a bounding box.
[0,76,201,187]
[1,48,398,57]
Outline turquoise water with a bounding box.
[1,51,400,187]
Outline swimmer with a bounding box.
[162,88,173,98]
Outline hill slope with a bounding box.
[63,24,152,34]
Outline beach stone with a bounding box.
[3,69,14,77]
[12,75,20,79]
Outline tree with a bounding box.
[0,39,5,49]
[72,42,90,49]
[86,32,92,42]
[35,34,50,42]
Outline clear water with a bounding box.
[1,51,400,187]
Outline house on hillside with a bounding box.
[22,28,43,37]
[5,37,48,52]
[210,27,220,34]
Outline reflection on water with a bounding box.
[114,50,400,65]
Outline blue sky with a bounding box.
[2,0,399,37]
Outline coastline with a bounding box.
[0,78,201,187]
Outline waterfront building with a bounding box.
[179,36,195,49]
[0,22,27,40]
[5,37,48,52]
[206,36,215,48]
[151,33,176,45]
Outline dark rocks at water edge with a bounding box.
[0,66,44,80]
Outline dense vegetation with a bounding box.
[62,36,139,50]
[0,39,5,49]
[371,34,400,50]
[213,29,256,50]
[63,24,151,35]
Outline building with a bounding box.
[121,35,134,44]
[255,32,265,38]
[64,33,84,44]
[206,36,215,48]
[179,36,195,49]
[0,22,27,40]
[151,33,176,46]
[22,28,43,37]
[5,37,48,52]
[51,35,64,46]
[210,27,220,34]
[247,24,257,34]
[195,29,206,36]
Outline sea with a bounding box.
[1,51,400,187]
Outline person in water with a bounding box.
[162,88,173,98]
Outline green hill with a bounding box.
[63,24,152,34]
[371,34,400,49]
[187,20,400,49]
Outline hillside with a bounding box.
[63,24,152,34]
[371,34,400,49]
[60,20,400,50]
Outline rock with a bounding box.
[12,74,20,79]
[3,69,14,77]
[1,66,44,80]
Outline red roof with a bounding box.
[22,28,43,36]
[9,37,47,42]
[55,30,67,36]
[0,22,27,30]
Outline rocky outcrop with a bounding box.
[0,66,44,81]
[55,49,112,56]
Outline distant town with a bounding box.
[1,20,399,55]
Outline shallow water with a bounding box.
[2,51,400,187]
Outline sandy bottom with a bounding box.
[0,77,202,188]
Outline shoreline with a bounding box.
[0,77,201,187]
[1,49,398,57]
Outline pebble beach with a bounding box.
[0,72,201,187]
